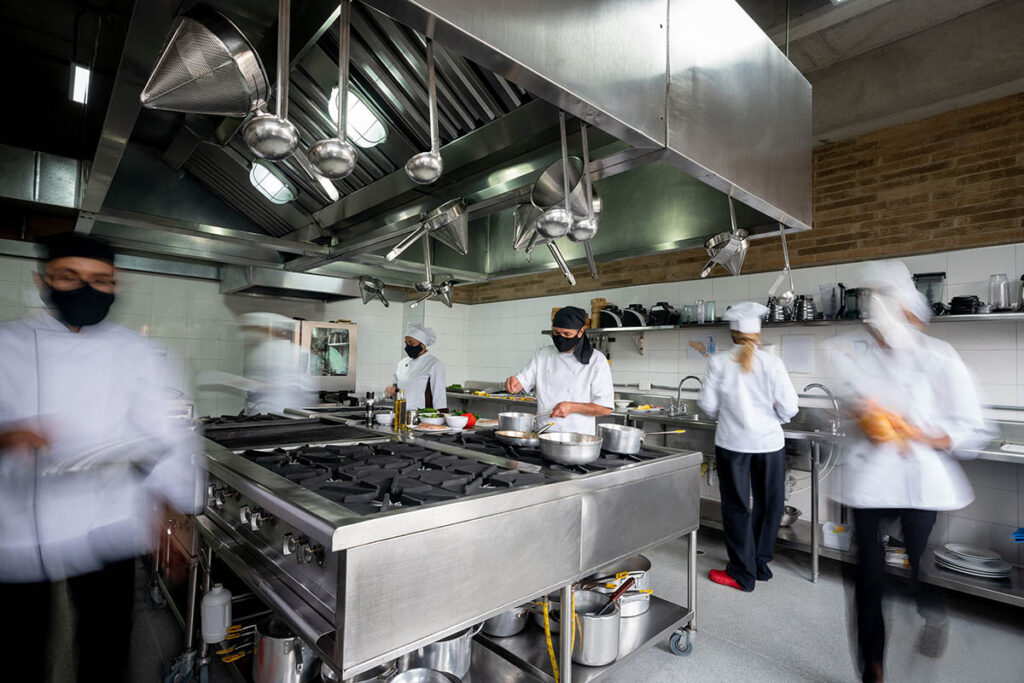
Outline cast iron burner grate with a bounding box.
[202,418,379,449]
[238,441,555,516]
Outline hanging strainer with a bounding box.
[141,6,269,116]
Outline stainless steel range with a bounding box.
[195,413,702,680]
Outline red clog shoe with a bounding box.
[709,568,746,591]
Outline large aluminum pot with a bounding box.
[585,554,652,592]
[533,594,561,633]
[387,670,460,683]
[253,618,318,683]
[482,606,530,637]
[597,424,644,455]
[571,590,620,667]
[498,412,535,432]
[397,624,482,679]
[538,432,603,465]
[596,589,650,617]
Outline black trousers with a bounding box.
[715,446,786,591]
[0,558,136,683]
[852,507,942,676]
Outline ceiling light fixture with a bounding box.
[71,64,91,104]
[249,160,296,204]
[329,86,387,148]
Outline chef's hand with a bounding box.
[0,430,49,454]
[550,402,577,418]
[505,376,523,394]
[385,384,396,398]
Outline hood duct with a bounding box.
[220,266,361,301]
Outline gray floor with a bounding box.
[51,534,1024,683]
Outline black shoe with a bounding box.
[917,619,948,658]
[756,566,773,581]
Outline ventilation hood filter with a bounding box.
[141,6,269,116]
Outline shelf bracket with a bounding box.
[632,332,646,356]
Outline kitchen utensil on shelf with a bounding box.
[405,37,444,184]
[243,0,299,161]
[700,195,749,278]
[818,283,844,318]
[141,6,269,116]
[597,424,686,455]
[586,554,653,588]
[843,287,866,319]
[359,276,389,307]
[779,505,801,527]
[596,576,635,616]
[538,432,603,465]
[598,305,624,327]
[649,302,680,325]
[252,618,318,683]
[768,223,796,306]
[949,295,981,315]
[571,590,621,667]
[912,272,946,307]
[308,0,357,179]
[989,273,1010,310]
[482,605,531,637]
[623,304,648,327]
[793,295,817,321]
[534,112,575,239]
[397,624,482,679]
[766,297,788,322]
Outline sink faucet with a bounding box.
[804,383,840,435]
[672,376,704,416]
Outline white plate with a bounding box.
[944,543,1002,562]
[934,550,1012,576]
[411,425,460,434]
[935,558,1011,579]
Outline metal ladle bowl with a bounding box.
[405,151,444,184]
[308,137,357,179]
[568,216,598,243]
[242,112,299,161]
[534,207,573,239]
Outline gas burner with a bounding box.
[201,413,291,426]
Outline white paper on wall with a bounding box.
[781,334,814,374]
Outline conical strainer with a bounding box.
[141,6,269,116]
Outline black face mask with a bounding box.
[45,284,115,327]
[552,334,580,353]
[405,343,423,358]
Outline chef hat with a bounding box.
[859,260,932,323]
[406,324,436,346]
[723,301,769,334]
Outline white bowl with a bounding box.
[445,415,470,430]
[614,400,631,411]
[419,416,445,425]
[375,412,394,426]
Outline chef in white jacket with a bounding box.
[505,306,613,435]
[0,234,201,683]
[830,260,989,681]
[387,324,447,411]
[698,301,799,592]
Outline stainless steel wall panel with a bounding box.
[667,0,813,231]
[339,496,583,671]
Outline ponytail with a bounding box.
[731,331,761,373]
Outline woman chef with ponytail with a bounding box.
[698,302,799,592]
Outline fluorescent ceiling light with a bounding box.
[71,64,90,104]
[329,86,388,148]
[249,160,296,204]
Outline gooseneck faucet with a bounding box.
[804,383,840,435]
[672,376,704,416]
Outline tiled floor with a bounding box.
[47,532,1024,683]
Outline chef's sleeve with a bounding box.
[589,357,614,408]
[697,357,720,418]
[771,357,799,423]
[514,350,540,393]
[930,349,993,457]
[430,360,448,410]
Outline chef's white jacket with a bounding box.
[0,312,202,582]
[514,346,614,435]
[393,352,447,411]
[698,346,799,453]
[829,331,990,511]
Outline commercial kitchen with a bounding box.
[2,0,1024,682]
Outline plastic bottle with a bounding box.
[201,583,232,644]
[707,336,716,354]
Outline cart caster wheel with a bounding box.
[669,630,693,656]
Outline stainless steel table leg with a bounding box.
[810,442,820,584]
[687,529,698,631]
[183,520,201,651]
[560,583,573,683]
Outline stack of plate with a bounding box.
[933,544,1012,579]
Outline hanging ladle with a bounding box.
[534,111,574,240]
[768,223,797,307]
[415,235,434,293]
[242,0,299,161]
[308,0,357,179]
[568,121,599,279]
[405,36,444,184]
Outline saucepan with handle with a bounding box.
[597,423,686,455]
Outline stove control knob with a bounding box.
[282,534,298,555]
[239,506,252,525]
[250,510,273,531]
[212,490,226,510]
[296,541,322,566]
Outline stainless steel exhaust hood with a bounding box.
[220,266,362,301]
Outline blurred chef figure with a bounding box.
[505,306,613,435]
[0,234,201,683]
[199,312,314,415]
[386,324,447,411]
[830,260,990,683]
[698,302,799,592]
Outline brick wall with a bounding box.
[454,92,1024,305]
